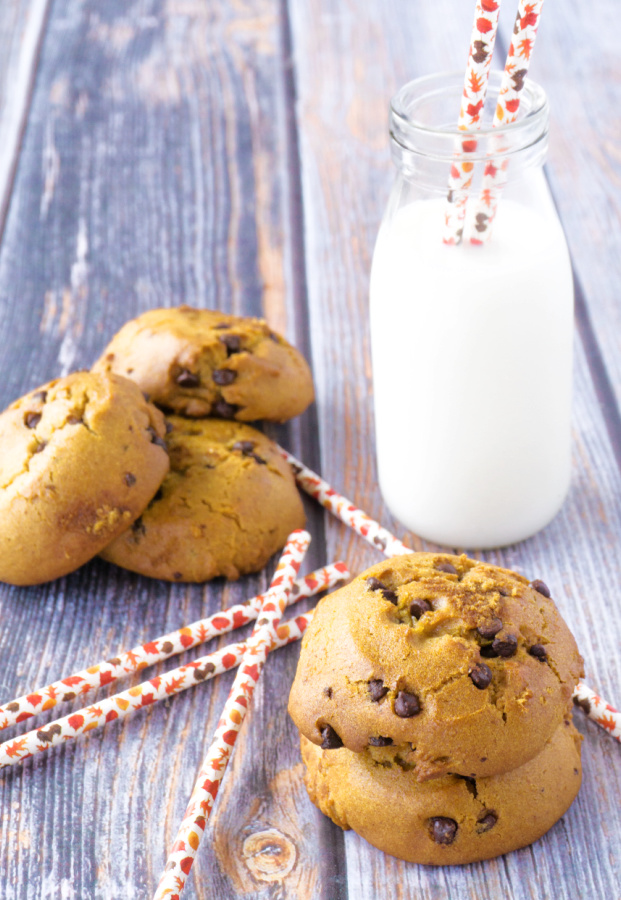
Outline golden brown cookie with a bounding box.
[100,417,305,581]
[0,371,169,586]
[288,553,583,780]
[92,306,314,422]
[301,718,582,865]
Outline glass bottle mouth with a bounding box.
[390,70,549,167]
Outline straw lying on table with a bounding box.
[283,450,621,744]
[442,0,503,245]
[0,563,347,732]
[153,529,311,900]
[469,0,546,242]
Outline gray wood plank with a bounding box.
[0,0,339,897]
[289,0,621,897]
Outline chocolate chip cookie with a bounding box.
[100,417,305,582]
[0,371,169,585]
[92,306,314,422]
[288,553,583,780]
[301,717,582,865]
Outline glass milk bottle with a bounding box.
[370,72,573,549]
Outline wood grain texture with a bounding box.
[290,0,621,896]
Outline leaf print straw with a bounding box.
[0,562,347,732]
[442,0,503,245]
[469,0,546,242]
[152,530,310,900]
[0,601,329,770]
[282,450,621,745]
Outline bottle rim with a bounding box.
[390,71,549,163]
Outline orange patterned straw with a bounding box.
[284,451,621,744]
[442,0,503,245]
[152,530,311,900]
[469,0,546,242]
[0,563,347,732]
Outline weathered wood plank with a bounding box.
[0,0,50,239]
[0,0,339,898]
[290,0,621,896]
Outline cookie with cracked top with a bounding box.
[100,417,305,582]
[300,718,582,865]
[0,371,169,585]
[288,552,583,780]
[92,306,314,422]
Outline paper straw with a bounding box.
[280,448,411,557]
[283,450,621,746]
[442,0,503,245]
[573,683,621,743]
[152,530,310,900]
[0,603,328,771]
[469,0,545,242]
[0,563,347,733]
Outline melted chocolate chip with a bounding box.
[320,724,343,750]
[31,390,47,403]
[528,644,548,662]
[436,562,457,575]
[531,579,551,598]
[476,812,498,833]
[368,736,393,747]
[382,589,398,605]
[409,598,432,620]
[428,817,458,845]
[491,634,518,658]
[24,411,41,429]
[213,400,239,419]
[394,691,421,718]
[147,426,168,450]
[469,662,492,689]
[480,644,499,659]
[175,369,200,388]
[213,368,237,386]
[219,334,241,354]
[476,618,503,639]
[368,680,388,702]
[124,472,136,487]
[366,577,385,592]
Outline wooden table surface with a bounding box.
[0,1,620,897]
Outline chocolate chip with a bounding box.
[573,696,591,716]
[382,589,398,605]
[469,662,492,689]
[528,644,548,662]
[173,571,183,580]
[34,441,46,453]
[436,562,457,575]
[124,473,136,487]
[268,331,280,343]
[366,577,386,592]
[24,411,41,428]
[323,687,333,699]
[175,369,200,388]
[219,334,241,354]
[320,724,343,750]
[480,644,499,659]
[531,579,551,598]
[31,390,47,403]
[428,817,457,845]
[142,391,151,402]
[213,400,239,419]
[491,634,518,658]
[213,368,237,386]
[476,618,503,639]
[132,517,146,536]
[66,415,82,425]
[409,598,432,620]
[147,426,168,450]
[233,440,255,454]
[165,419,173,434]
[476,812,497,833]
[213,322,232,330]
[368,736,393,747]
[368,680,388,702]
[394,691,421,718]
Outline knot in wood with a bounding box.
[242,827,296,882]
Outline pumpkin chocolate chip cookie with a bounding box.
[0,371,169,585]
[288,552,583,780]
[301,716,582,865]
[92,306,314,422]
[100,417,305,582]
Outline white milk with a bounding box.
[370,192,574,548]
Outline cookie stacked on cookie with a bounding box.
[288,552,584,864]
[0,307,313,585]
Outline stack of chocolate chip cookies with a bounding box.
[0,307,314,585]
[288,552,584,864]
